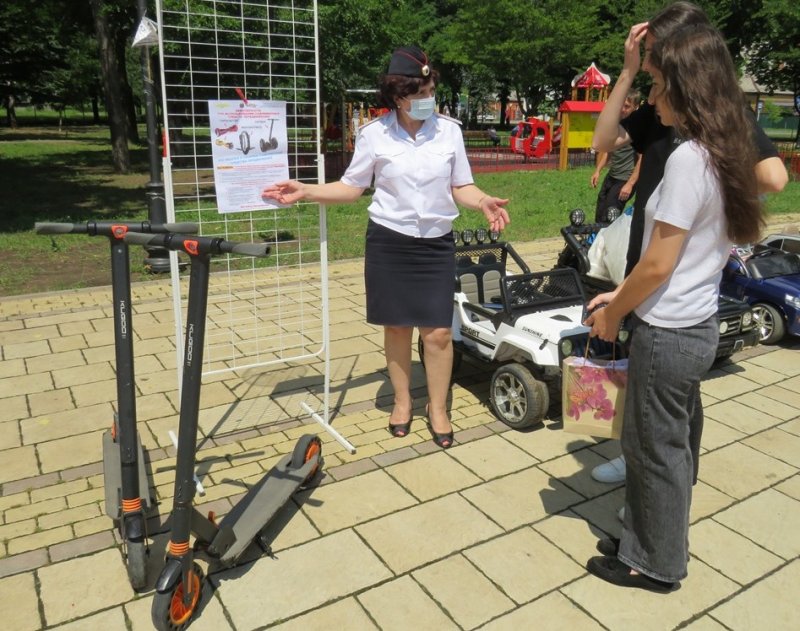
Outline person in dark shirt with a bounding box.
[591,90,642,223]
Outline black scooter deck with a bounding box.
[209,452,320,565]
[103,429,151,519]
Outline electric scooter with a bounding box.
[34,220,198,590]
[122,232,323,631]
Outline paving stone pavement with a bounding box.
[1,226,799,630]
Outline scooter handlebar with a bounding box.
[34,221,199,236]
[35,222,84,234]
[122,232,159,247]
[162,223,199,234]
[227,242,271,257]
[123,232,270,258]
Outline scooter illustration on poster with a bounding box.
[207,99,289,212]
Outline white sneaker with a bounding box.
[618,506,625,522]
[591,455,626,484]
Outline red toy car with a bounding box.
[509,118,557,159]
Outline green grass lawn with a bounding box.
[326,167,800,260]
[1,124,798,295]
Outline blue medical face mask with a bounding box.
[407,96,436,121]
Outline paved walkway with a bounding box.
[1,226,799,630]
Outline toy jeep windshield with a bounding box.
[419,231,624,430]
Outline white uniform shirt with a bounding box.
[635,140,731,327]
[341,111,474,238]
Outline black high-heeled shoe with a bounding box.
[425,407,453,449]
[388,417,413,438]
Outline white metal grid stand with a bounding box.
[155,0,353,453]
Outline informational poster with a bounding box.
[207,100,289,213]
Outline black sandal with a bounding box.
[425,406,453,448]
[388,417,412,438]
[427,423,454,448]
[586,556,679,593]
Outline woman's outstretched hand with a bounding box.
[261,180,306,205]
[479,196,511,233]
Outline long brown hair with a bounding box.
[650,24,764,243]
[648,1,709,40]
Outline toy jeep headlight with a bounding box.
[475,228,488,244]
[489,230,500,243]
[742,311,753,327]
[617,329,629,344]
[569,208,585,226]
[719,320,729,335]
[461,229,474,245]
[560,338,574,357]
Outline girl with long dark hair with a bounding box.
[589,2,786,491]
[584,24,764,592]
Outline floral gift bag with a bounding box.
[561,356,628,439]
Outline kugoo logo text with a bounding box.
[187,324,195,366]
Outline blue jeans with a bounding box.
[618,314,718,582]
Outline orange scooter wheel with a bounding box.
[151,562,204,630]
[290,434,322,484]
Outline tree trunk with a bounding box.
[89,0,130,173]
[91,92,100,124]
[794,87,800,147]
[5,94,18,128]
[116,34,139,144]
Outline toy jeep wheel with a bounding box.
[490,364,549,429]
[417,336,463,373]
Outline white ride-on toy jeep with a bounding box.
[419,231,625,430]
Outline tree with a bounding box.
[89,0,133,173]
[317,0,456,123]
[446,0,598,119]
[318,0,390,98]
[1,0,139,171]
[745,0,800,143]
[0,2,68,127]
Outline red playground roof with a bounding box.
[572,62,610,89]
[559,101,605,113]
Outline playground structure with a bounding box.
[558,62,610,170]
[501,62,610,167]
[320,62,613,179]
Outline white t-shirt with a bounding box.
[341,111,474,238]
[635,141,731,327]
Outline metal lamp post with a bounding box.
[134,1,171,273]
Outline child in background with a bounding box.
[590,90,642,224]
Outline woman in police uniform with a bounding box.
[262,46,509,448]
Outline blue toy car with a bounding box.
[721,244,800,344]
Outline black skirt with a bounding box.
[364,220,456,327]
